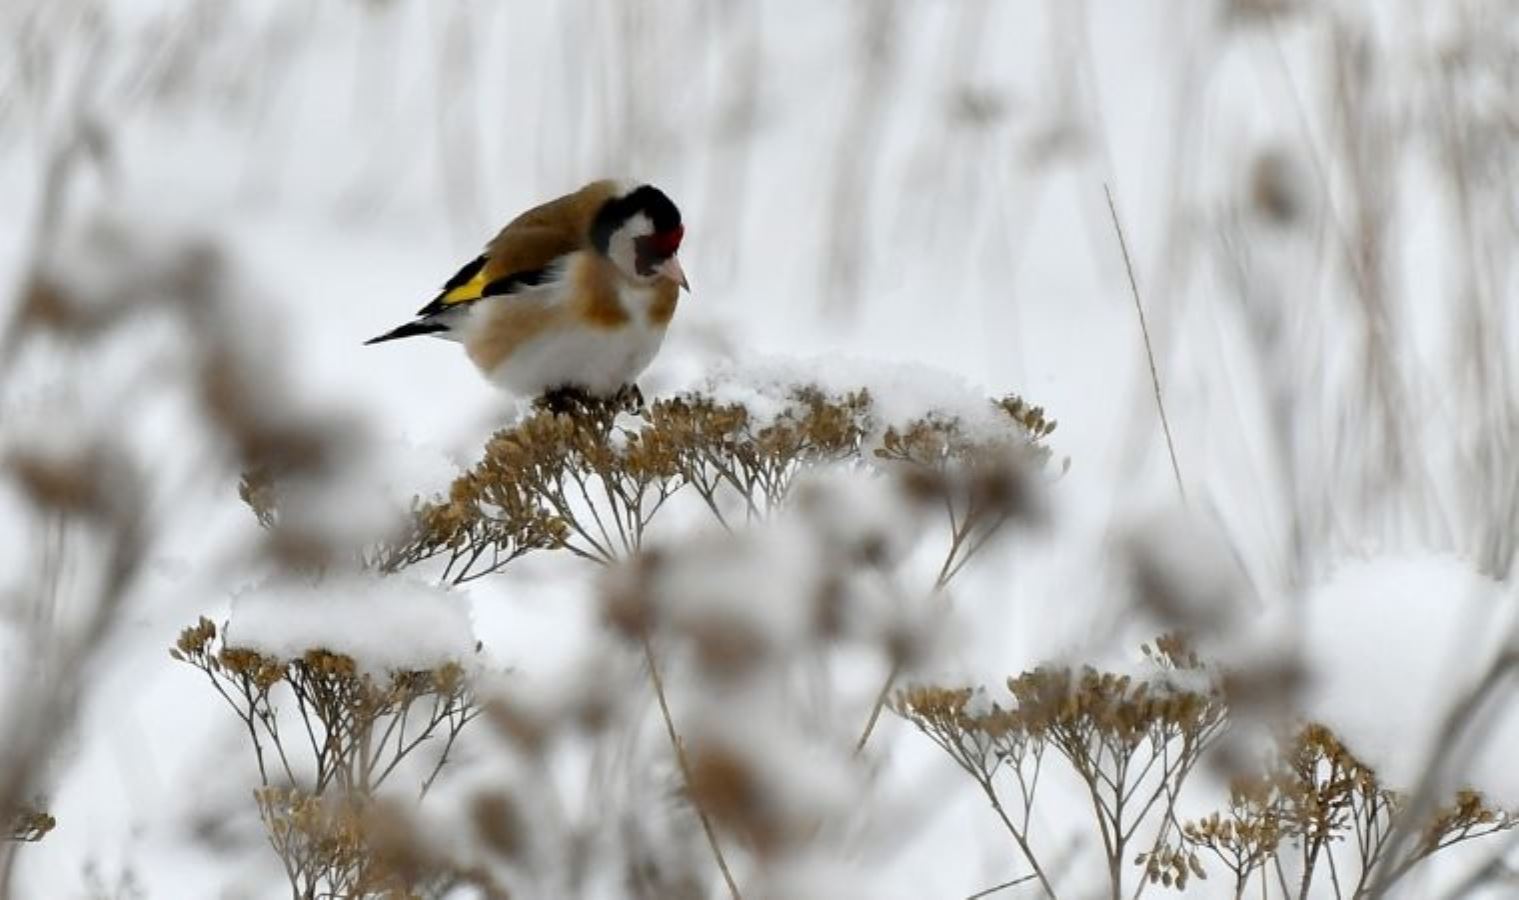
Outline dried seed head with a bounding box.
[12,275,103,337]
[8,802,56,843]
[1248,148,1307,227]
[470,791,526,859]
[686,741,785,854]
[602,550,662,638]
[482,695,551,755]
[6,445,118,519]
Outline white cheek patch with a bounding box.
[609,213,655,278]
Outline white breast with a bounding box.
[481,282,670,398]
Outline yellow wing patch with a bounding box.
[416,254,490,317]
[441,267,490,304]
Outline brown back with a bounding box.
[481,179,620,283]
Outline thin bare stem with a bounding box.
[641,635,743,900]
[1104,182,1186,503]
[966,873,1039,899]
[855,567,937,753]
[420,704,479,800]
[971,772,1059,898]
[856,660,902,753]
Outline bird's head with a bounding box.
[591,184,689,291]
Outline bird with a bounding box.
[366,180,689,402]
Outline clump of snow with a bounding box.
[686,354,1017,442]
[606,410,646,454]
[270,437,461,550]
[226,574,475,675]
[364,438,463,512]
[1300,553,1519,805]
[962,686,995,719]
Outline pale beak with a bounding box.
[656,255,690,292]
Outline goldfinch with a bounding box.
[366,180,689,399]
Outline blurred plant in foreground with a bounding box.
[201,379,1054,897]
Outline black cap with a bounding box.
[590,185,682,254]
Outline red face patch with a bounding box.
[648,225,684,257]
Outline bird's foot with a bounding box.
[612,383,646,413]
[534,386,597,417]
[532,385,644,419]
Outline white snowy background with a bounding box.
[2,0,1518,897]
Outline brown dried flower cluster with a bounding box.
[174,617,474,793]
[1179,776,1284,896]
[173,617,478,897]
[645,386,870,519]
[254,788,507,899]
[237,466,279,530]
[877,398,1051,587]
[256,788,393,897]
[7,803,55,843]
[897,638,1518,899]
[1166,723,1516,898]
[380,445,570,581]
[373,384,1055,582]
[895,635,1225,898]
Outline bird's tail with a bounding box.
[364,318,452,345]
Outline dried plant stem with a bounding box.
[978,783,1058,899]
[966,872,1039,899]
[419,704,478,799]
[641,634,743,900]
[857,535,969,752]
[855,660,901,753]
[856,571,943,753]
[1104,183,1186,503]
[1366,652,1519,896]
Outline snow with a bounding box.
[1299,553,1519,805]
[226,574,476,676]
[607,410,645,453]
[3,0,1518,897]
[267,436,463,552]
[689,354,1019,443]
